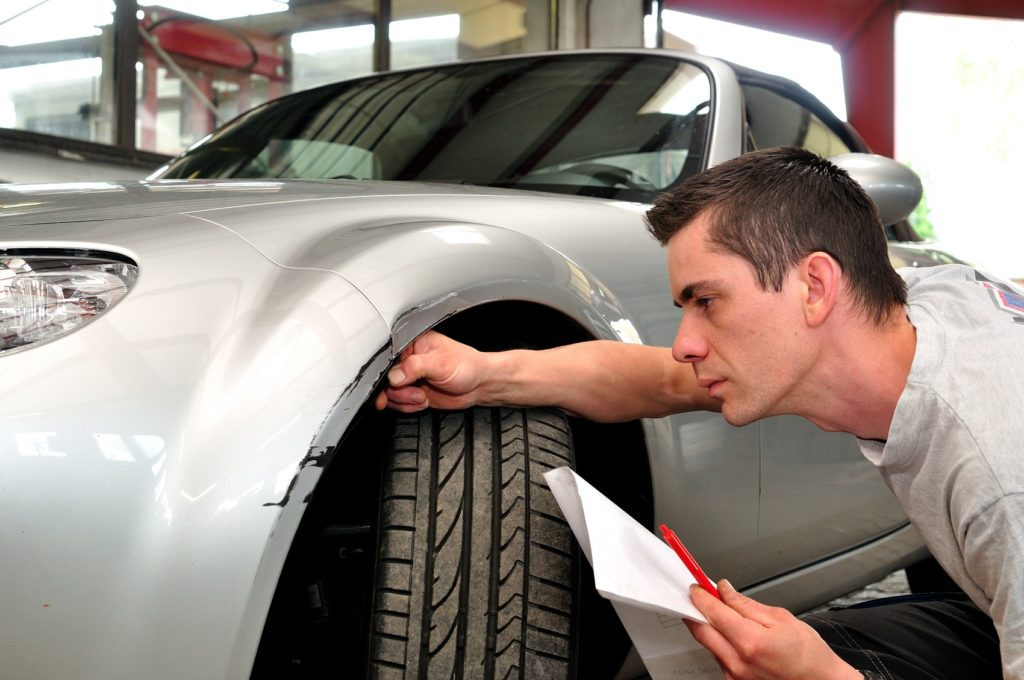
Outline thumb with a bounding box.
[390,351,450,387]
[389,331,462,387]
[717,580,779,626]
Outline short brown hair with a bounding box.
[644,146,906,324]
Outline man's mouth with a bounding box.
[697,377,725,396]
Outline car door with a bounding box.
[741,81,910,574]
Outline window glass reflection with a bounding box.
[0,0,115,142]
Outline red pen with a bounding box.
[660,523,721,600]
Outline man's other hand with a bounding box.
[685,580,862,680]
[374,331,489,412]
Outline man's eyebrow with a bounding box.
[674,280,716,306]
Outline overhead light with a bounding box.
[292,13,460,54]
[139,0,288,21]
[293,24,374,53]
[0,58,102,93]
[391,14,459,42]
[0,0,113,47]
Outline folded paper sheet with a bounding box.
[543,466,721,680]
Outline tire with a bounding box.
[369,407,577,679]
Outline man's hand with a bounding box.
[374,331,489,412]
[685,580,862,680]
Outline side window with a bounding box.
[742,85,850,158]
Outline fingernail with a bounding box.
[719,579,733,592]
[388,367,405,384]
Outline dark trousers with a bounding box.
[801,593,1001,680]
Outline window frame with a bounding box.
[0,0,399,167]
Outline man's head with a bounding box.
[647,147,909,426]
[645,146,906,325]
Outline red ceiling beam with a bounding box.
[902,0,1024,19]
[842,2,896,157]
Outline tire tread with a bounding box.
[369,407,575,679]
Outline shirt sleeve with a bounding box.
[963,493,1024,679]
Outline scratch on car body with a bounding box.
[264,341,390,508]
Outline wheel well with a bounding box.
[251,300,653,678]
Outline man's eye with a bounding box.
[697,297,713,309]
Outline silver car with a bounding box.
[1,50,952,679]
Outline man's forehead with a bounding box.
[667,221,716,279]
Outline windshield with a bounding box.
[153,53,712,203]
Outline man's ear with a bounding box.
[800,252,841,327]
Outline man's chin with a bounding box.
[719,403,759,427]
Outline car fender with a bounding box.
[0,215,392,680]
[186,197,652,352]
[176,210,648,676]
[321,218,645,349]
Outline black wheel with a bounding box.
[369,407,578,679]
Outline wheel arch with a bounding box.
[250,298,655,675]
[303,218,662,522]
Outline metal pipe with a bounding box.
[136,23,223,123]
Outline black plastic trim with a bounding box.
[0,247,139,267]
[0,128,170,171]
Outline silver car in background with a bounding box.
[1,50,952,679]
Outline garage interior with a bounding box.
[2,2,1023,678]
[3,0,1023,280]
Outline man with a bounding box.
[375,147,1020,678]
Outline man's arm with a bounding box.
[374,330,720,422]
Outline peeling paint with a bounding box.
[261,472,300,508]
[263,339,391,509]
[391,297,459,346]
[261,445,338,507]
[299,445,337,469]
[338,341,391,403]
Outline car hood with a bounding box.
[0,178,546,227]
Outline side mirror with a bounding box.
[829,153,922,226]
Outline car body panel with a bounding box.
[0,209,390,678]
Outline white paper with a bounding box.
[543,466,720,680]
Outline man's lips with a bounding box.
[697,377,726,398]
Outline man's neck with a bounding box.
[795,308,917,441]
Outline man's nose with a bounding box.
[672,316,707,364]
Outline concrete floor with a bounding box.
[820,568,910,609]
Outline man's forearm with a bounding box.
[479,340,720,422]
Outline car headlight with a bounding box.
[0,250,139,355]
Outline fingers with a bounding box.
[694,580,786,632]
[689,583,756,664]
[388,343,456,388]
[717,580,789,628]
[385,385,428,407]
[685,618,742,671]
[377,331,486,412]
